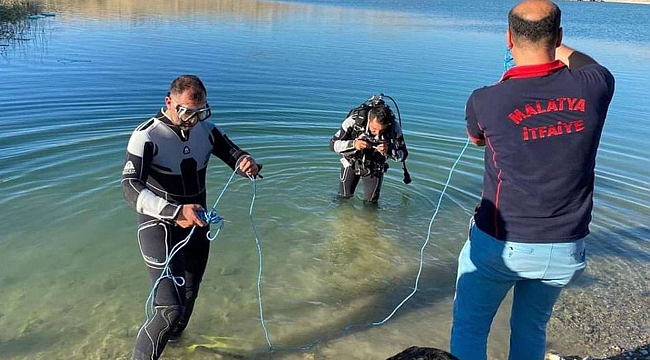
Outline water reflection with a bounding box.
[0,17,54,58]
[36,0,443,31]
[40,0,330,20]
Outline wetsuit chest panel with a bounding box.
[149,121,212,174]
[145,120,213,200]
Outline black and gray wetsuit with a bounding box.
[122,109,248,360]
[330,113,408,203]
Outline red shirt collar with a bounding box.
[500,60,566,81]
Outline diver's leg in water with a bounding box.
[362,170,384,203]
[132,219,185,360]
[339,165,359,199]
[169,225,210,340]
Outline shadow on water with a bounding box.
[0,330,63,358]
[276,204,456,347]
[589,225,650,260]
[189,198,642,360]
[563,225,650,289]
[189,199,461,359]
[185,347,248,359]
[191,261,458,359]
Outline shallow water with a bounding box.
[0,0,649,359]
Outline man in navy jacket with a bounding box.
[450,1,615,359]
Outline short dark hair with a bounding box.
[386,346,460,360]
[168,75,207,101]
[368,104,394,126]
[508,3,561,47]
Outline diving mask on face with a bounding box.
[175,103,212,126]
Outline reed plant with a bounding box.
[1,0,43,42]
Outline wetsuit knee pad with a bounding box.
[159,304,182,325]
[132,305,183,360]
[147,304,183,336]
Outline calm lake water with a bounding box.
[1,0,649,359]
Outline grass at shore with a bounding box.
[0,0,43,42]
[0,0,41,22]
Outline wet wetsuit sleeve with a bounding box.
[390,122,408,162]
[121,130,182,220]
[465,93,485,145]
[209,125,250,173]
[330,116,357,154]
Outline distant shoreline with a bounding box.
[571,0,650,3]
[589,0,650,3]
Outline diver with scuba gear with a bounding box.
[330,94,409,203]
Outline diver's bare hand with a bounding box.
[354,139,370,150]
[238,155,260,177]
[175,204,207,228]
[375,142,388,156]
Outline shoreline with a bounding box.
[590,0,650,3]
[545,259,650,360]
[570,0,650,3]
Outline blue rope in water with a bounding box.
[247,179,274,347]
[504,48,515,72]
[137,167,240,337]
[250,138,471,351]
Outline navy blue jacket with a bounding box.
[467,60,615,242]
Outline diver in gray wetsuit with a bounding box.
[121,75,260,360]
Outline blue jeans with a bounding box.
[450,221,586,360]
